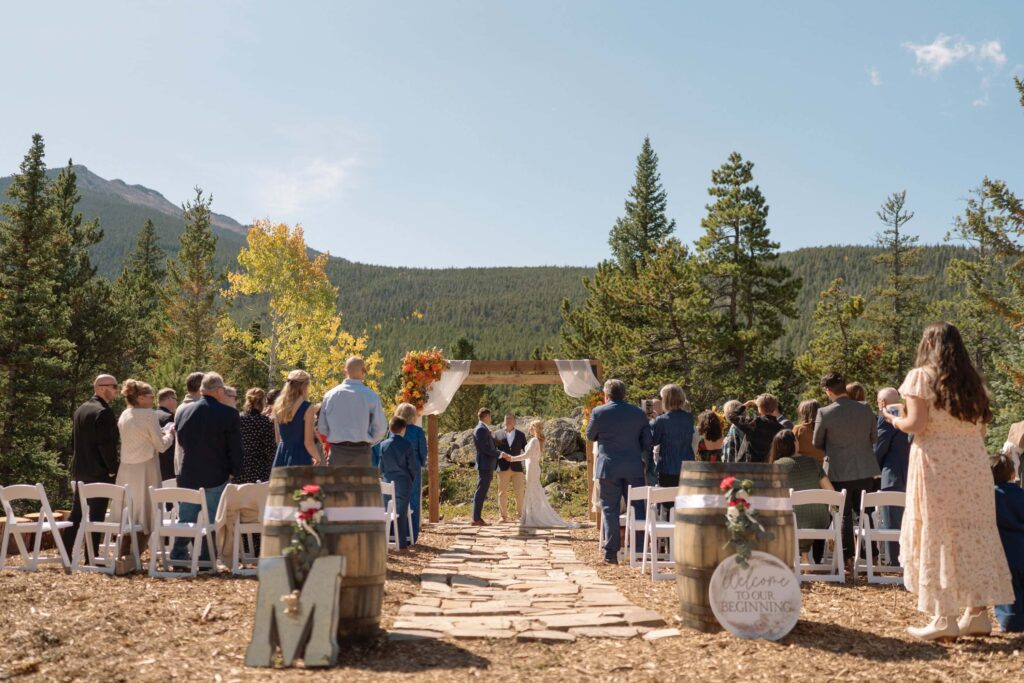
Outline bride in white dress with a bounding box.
[500,420,579,529]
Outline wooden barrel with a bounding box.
[261,466,386,639]
[674,462,795,632]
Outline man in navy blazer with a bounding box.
[471,408,501,526]
[586,379,652,564]
[875,387,911,561]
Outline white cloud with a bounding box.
[869,67,882,86]
[258,157,358,217]
[903,34,1007,75]
[972,94,990,107]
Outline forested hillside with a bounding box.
[0,165,969,374]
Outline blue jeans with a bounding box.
[879,487,904,563]
[599,477,646,560]
[170,482,226,562]
[410,468,423,543]
[385,473,413,549]
[996,568,1024,633]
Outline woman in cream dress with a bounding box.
[500,420,579,529]
[117,379,174,543]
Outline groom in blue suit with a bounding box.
[471,407,501,526]
[586,379,652,564]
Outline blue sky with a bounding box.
[2,1,1023,267]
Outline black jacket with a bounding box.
[175,396,244,490]
[728,405,783,463]
[71,396,119,484]
[494,428,527,473]
[156,406,176,481]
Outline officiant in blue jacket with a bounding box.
[586,379,651,564]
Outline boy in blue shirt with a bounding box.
[379,417,416,549]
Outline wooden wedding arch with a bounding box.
[424,359,603,524]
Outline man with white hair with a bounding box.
[171,372,243,563]
[62,374,120,553]
[318,357,387,466]
[875,386,911,561]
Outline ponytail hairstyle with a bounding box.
[273,370,311,424]
[914,322,992,424]
[121,379,153,407]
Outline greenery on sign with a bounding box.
[720,476,773,569]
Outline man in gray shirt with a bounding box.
[318,357,387,466]
[813,372,879,564]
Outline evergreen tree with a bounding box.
[695,152,801,390]
[868,190,927,382]
[0,135,72,490]
[114,219,167,374]
[158,188,220,371]
[512,346,552,416]
[607,137,676,274]
[50,162,126,429]
[440,337,485,432]
[795,278,883,392]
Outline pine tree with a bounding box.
[512,346,552,416]
[158,188,220,372]
[868,191,927,382]
[115,219,168,374]
[50,161,126,426]
[440,337,484,432]
[695,152,801,390]
[795,278,883,392]
[607,137,676,275]
[0,135,72,490]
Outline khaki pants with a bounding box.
[497,469,525,520]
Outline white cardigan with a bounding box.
[118,407,174,465]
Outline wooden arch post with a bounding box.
[425,360,602,524]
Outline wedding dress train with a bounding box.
[506,437,579,529]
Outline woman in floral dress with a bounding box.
[883,322,1014,641]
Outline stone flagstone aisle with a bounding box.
[390,523,674,643]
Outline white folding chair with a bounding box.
[625,485,652,567]
[70,482,143,574]
[640,487,675,581]
[791,488,846,583]
[214,482,268,576]
[0,484,72,571]
[380,479,414,550]
[148,486,216,578]
[853,490,906,584]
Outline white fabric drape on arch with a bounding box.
[421,360,472,416]
[554,359,601,398]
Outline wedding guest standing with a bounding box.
[318,357,387,466]
[991,454,1024,633]
[650,384,695,490]
[63,374,120,553]
[394,403,428,541]
[172,372,243,563]
[174,371,205,476]
[223,386,239,409]
[264,389,281,418]
[793,400,826,465]
[814,372,878,563]
[116,380,174,547]
[846,382,868,403]
[695,410,724,462]
[586,379,651,564]
[721,400,744,462]
[883,322,1013,641]
[727,395,783,463]
[379,417,416,550]
[273,370,321,467]
[875,387,911,561]
[239,388,276,482]
[156,388,178,481]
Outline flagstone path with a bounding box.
[389,523,674,643]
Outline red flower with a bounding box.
[710,455,718,462]
[720,476,736,491]
[297,508,316,521]
[728,499,747,509]
[302,484,321,495]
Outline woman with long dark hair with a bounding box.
[883,322,1013,641]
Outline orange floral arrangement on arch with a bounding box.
[579,389,606,438]
[400,349,448,412]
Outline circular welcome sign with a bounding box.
[708,551,801,640]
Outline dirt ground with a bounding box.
[1,521,1021,682]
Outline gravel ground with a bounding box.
[1,520,1021,682]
